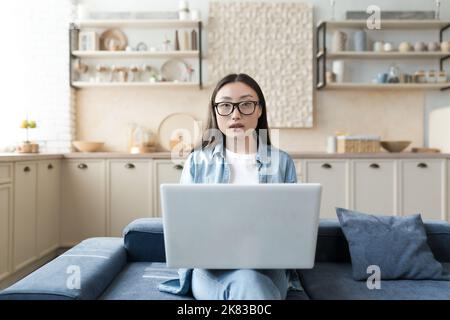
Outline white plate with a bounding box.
[157,113,201,151]
[160,59,188,82]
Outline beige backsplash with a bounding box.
[76,88,424,153]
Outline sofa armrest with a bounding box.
[0,238,126,300]
[123,218,166,262]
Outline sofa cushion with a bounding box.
[99,262,309,300]
[315,219,351,263]
[336,208,445,280]
[0,238,126,300]
[99,263,193,300]
[123,218,166,262]
[424,220,450,262]
[299,262,450,300]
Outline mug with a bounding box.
[383,42,394,52]
[441,41,450,52]
[332,60,345,83]
[376,73,388,83]
[325,71,336,83]
[326,136,337,153]
[353,30,367,51]
[398,42,412,52]
[427,42,440,52]
[373,41,384,52]
[414,41,426,52]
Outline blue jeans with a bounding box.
[191,269,289,300]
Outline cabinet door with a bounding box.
[109,160,152,237]
[37,160,61,257]
[0,184,12,281]
[303,160,349,219]
[14,162,37,271]
[400,159,445,220]
[153,160,184,217]
[293,159,303,182]
[0,163,12,184]
[352,160,397,215]
[61,160,106,246]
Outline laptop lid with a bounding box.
[161,183,321,269]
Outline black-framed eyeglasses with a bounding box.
[213,101,259,116]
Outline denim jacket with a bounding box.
[157,142,303,296]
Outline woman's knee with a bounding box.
[226,270,282,300]
[191,269,228,300]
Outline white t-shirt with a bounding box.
[225,149,259,184]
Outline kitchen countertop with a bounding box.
[1,151,450,162]
[0,153,64,162]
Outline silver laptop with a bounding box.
[160,183,322,269]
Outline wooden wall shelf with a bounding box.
[315,20,450,91]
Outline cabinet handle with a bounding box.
[417,163,428,169]
[125,163,135,169]
[173,164,184,170]
[321,163,332,169]
[24,166,31,172]
[78,163,88,170]
[47,164,53,170]
[369,163,380,169]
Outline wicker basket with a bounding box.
[336,136,381,153]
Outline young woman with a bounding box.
[158,73,301,300]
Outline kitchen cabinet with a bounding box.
[293,159,303,182]
[0,163,12,185]
[302,160,350,218]
[153,160,184,217]
[352,160,397,215]
[61,160,106,246]
[37,160,61,257]
[400,159,445,220]
[0,183,12,281]
[108,160,152,237]
[13,162,37,271]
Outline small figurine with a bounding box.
[163,35,171,51]
[186,63,194,82]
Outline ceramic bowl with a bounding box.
[73,141,104,152]
[380,140,411,153]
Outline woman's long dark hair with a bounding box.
[199,73,271,150]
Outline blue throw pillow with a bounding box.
[336,207,447,281]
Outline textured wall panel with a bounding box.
[208,2,313,128]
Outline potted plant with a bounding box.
[17,119,39,153]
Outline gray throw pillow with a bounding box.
[336,207,446,281]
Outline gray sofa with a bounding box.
[1,218,450,300]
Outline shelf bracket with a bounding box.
[439,23,450,42]
[316,22,327,90]
[198,21,203,90]
[439,23,450,74]
[69,23,79,89]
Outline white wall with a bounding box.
[0,1,76,153]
